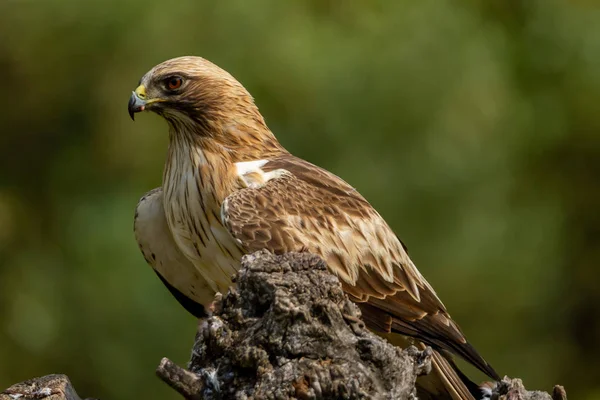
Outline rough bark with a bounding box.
[158,251,567,400]
[485,377,567,400]
[0,375,91,400]
[180,250,432,400]
[1,251,568,400]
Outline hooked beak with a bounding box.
[128,92,146,121]
[128,85,147,121]
[128,84,165,120]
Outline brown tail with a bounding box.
[391,316,500,381]
[380,333,483,400]
[417,343,483,400]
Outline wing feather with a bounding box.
[223,154,498,380]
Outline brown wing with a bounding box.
[222,154,498,380]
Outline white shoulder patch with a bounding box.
[235,159,288,188]
[235,159,269,176]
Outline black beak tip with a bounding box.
[128,91,147,121]
[128,94,137,121]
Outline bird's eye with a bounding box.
[165,76,183,91]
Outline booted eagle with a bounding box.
[129,56,499,399]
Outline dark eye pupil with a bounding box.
[167,77,181,89]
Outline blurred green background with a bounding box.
[1,0,599,398]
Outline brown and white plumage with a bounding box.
[129,56,499,399]
[134,187,215,317]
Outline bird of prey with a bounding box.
[129,56,499,399]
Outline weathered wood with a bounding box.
[486,377,567,400]
[157,251,568,400]
[0,375,85,400]
[156,357,204,400]
[180,250,434,399]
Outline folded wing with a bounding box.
[222,154,498,381]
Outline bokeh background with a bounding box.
[1,0,599,398]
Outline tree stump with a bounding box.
[1,251,568,400]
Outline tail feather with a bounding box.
[416,344,479,400]
[381,334,484,400]
[392,317,500,381]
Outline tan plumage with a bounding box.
[130,56,499,399]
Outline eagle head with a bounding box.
[128,56,285,160]
[128,57,264,134]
